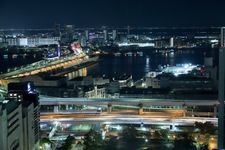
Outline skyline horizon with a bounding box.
[0,25,224,30]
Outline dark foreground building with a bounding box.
[218,27,225,149]
[0,82,40,150]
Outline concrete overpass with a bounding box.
[40,97,219,107]
[40,97,219,117]
[0,54,86,80]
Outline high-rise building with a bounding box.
[7,82,40,150]
[221,27,225,48]
[63,25,74,42]
[54,23,61,37]
[0,100,24,150]
[103,29,108,41]
[218,27,225,149]
[112,30,117,40]
[85,30,89,41]
[170,37,174,47]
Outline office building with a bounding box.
[218,27,225,149]
[63,25,74,42]
[7,82,40,150]
[221,27,225,48]
[0,100,24,150]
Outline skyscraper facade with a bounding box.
[7,82,40,150]
[221,27,225,48]
[0,100,24,150]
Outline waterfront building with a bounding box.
[144,77,160,89]
[5,37,60,47]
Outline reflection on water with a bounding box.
[145,56,150,73]
[87,52,205,80]
[65,68,87,80]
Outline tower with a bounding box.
[218,27,225,149]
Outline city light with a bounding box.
[161,63,198,76]
[0,7,223,149]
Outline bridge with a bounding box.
[0,54,86,80]
[40,97,219,106]
[0,54,99,90]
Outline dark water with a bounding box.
[87,51,208,80]
[0,54,42,73]
[0,49,217,80]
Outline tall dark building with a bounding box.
[0,100,23,150]
[7,82,40,150]
[218,27,225,149]
[63,25,74,43]
[54,23,61,37]
[221,27,225,48]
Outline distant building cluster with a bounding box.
[4,36,60,47]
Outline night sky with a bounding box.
[0,0,225,28]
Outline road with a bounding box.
[40,113,218,126]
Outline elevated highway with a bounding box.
[40,97,219,107]
[0,54,86,80]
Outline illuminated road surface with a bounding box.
[40,114,218,126]
[0,53,86,79]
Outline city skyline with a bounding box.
[0,1,225,148]
[0,0,225,28]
